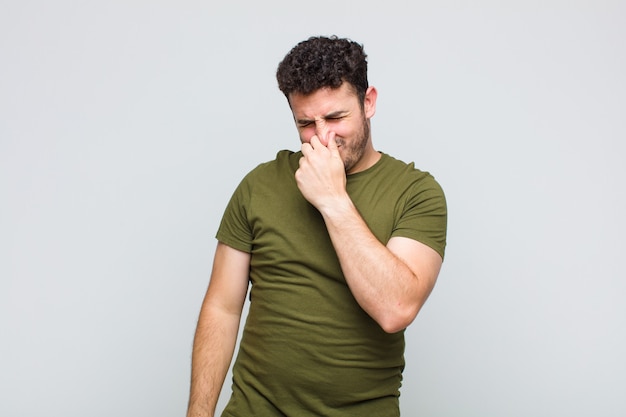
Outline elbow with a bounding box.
[380,321,408,334]
[378,304,421,334]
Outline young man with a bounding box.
[187,36,447,417]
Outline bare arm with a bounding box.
[296,136,442,333]
[187,242,250,417]
[320,200,442,333]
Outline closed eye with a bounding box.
[296,112,348,128]
[324,111,348,121]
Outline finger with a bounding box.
[327,132,339,154]
[309,135,322,149]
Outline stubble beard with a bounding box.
[338,116,371,173]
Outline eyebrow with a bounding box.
[296,110,349,125]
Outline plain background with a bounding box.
[2,1,625,416]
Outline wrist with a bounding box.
[318,194,355,221]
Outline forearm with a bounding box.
[187,306,241,417]
[295,136,439,332]
[319,197,423,333]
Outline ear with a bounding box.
[363,86,378,119]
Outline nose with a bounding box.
[314,120,329,146]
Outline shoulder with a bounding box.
[376,153,444,193]
[234,150,303,200]
[244,150,301,179]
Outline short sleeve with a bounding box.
[216,173,254,253]
[393,175,447,259]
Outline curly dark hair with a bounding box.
[276,36,369,105]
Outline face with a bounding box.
[288,83,378,174]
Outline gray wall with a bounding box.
[2,1,624,416]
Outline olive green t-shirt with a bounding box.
[217,150,447,417]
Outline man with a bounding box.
[187,36,447,417]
